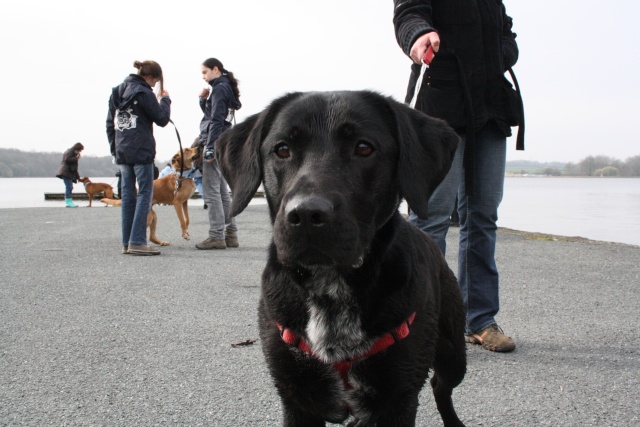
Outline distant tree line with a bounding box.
[0,148,168,178]
[563,155,640,177]
[507,155,640,177]
[1,147,639,178]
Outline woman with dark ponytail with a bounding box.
[195,57,242,250]
[106,60,171,255]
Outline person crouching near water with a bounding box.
[195,57,242,250]
[55,142,84,208]
[106,60,171,256]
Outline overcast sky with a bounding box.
[1,0,638,164]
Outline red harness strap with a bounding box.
[277,312,417,387]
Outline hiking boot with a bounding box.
[465,324,515,352]
[196,237,226,250]
[127,244,161,256]
[225,230,239,248]
[122,245,130,254]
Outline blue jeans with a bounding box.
[409,123,506,334]
[120,164,154,246]
[61,177,74,198]
[193,176,203,196]
[202,160,236,240]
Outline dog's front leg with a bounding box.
[182,201,190,239]
[172,201,190,240]
[281,402,326,427]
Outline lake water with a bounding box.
[0,177,638,246]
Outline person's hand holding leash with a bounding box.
[410,31,440,64]
[199,88,210,98]
[204,149,215,163]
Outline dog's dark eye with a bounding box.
[354,141,374,157]
[275,143,290,159]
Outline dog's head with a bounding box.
[216,91,458,268]
[171,147,200,172]
[78,177,90,184]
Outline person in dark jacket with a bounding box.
[106,60,171,256]
[55,142,84,208]
[394,0,523,352]
[195,58,242,250]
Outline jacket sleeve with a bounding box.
[106,92,116,157]
[393,0,436,57]
[199,96,206,113]
[501,5,519,70]
[204,87,230,152]
[141,91,172,127]
[65,150,79,165]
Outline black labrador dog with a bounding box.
[216,91,466,427]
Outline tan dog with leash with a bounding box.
[147,147,200,245]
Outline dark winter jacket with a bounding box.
[394,0,521,138]
[55,148,81,182]
[106,74,171,165]
[199,75,242,152]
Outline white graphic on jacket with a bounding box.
[115,107,138,131]
[225,108,235,124]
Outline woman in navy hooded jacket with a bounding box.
[106,60,171,256]
[195,58,242,250]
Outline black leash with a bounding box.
[168,119,185,179]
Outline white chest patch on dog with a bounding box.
[305,267,371,363]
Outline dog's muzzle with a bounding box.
[285,195,333,229]
[274,194,363,268]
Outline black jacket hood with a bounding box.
[113,74,152,110]
[208,75,242,110]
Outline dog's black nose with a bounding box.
[285,196,333,227]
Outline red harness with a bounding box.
[277,312,416,387]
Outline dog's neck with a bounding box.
[304,266,371,363]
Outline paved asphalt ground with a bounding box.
[1,203,638,426]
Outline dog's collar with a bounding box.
[277,312,416,387]
[171,171,194,194]
[82,181,88,188]
[172,167,196,178]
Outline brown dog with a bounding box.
[147,147,200,246]
[78,177,114,207]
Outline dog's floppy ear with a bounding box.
[215,114,262,216]
[216,92,304,216]
[390,100,459,218]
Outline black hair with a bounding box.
[202,57,240,100]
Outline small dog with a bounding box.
[216,91,467,426]
[147,147,199,246]
[78,177,114,207]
